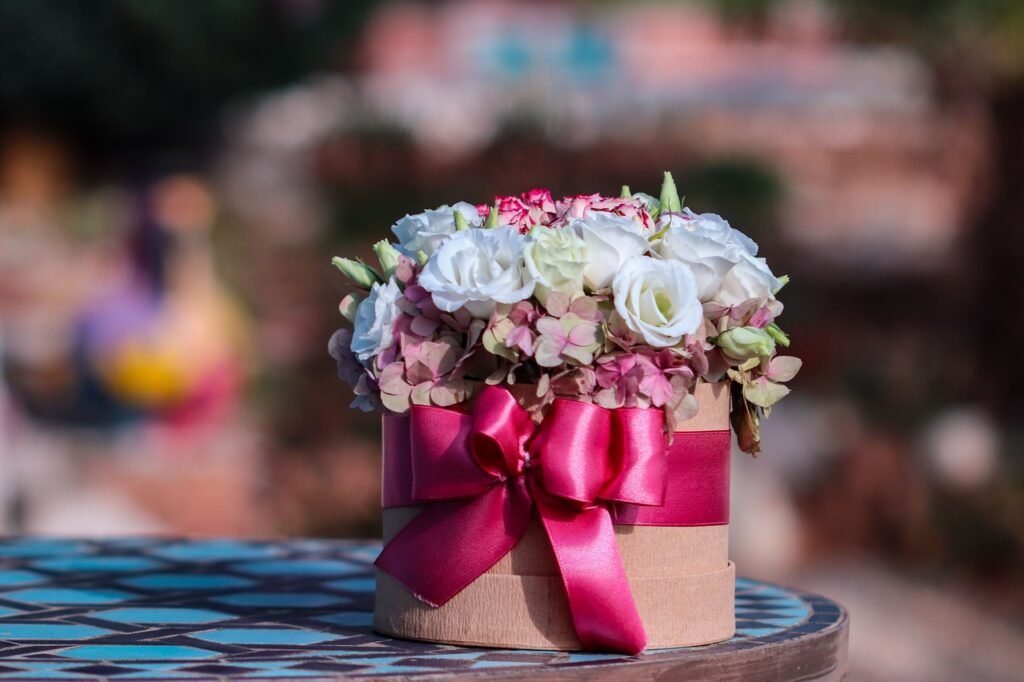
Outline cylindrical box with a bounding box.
[374,382,735,650]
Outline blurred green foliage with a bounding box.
[0,0,373,152]
[679,157,783,247]
[830,0,1024,78]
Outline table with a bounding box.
[0,538,847,680]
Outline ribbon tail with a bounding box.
[375,479,532,607]
[534,486,647,655]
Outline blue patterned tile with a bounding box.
[0,624,113,639]
[118,573,254,591]
[233,560,361,576]
[210,593,344,608]
[4,587,134,605]
[0,570,45,587]
[324,578,375,592]
[0,538,842,679]
[97,608,233,625]
[112,663,205,679]
[32,556,161,573]
[5,670,93,679]
[190,628,337,646]
[151,541,281,562]
[58,645,219,661]
[0,540,84,558]
[470,660,546,669]
[243,668,320,678]
[315,611,372,628]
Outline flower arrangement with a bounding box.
[329,172,799,454]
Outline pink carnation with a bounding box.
[557,193,655,231]
[482,189,559,233]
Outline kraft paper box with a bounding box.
[373,382,735,650]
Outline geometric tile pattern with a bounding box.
[0,538,844,679]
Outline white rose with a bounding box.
[351,278,403,363]
[571,213,650,291]
[712,253,782,308]
[612,256,703,348]
[391,202,481,258]
[419,226,535,318]
[655,210,758,301]
[523,227,587,305]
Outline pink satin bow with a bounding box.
[375,386,668,655]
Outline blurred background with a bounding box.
[0,0,1022,679]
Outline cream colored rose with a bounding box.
[523,227,587,306]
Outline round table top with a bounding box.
[0,538,847,680]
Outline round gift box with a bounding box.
[374,382,736,650]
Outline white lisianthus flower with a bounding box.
[523,226,587,305]
[655,209,758,301]
[612,256,703,348]
[712,253,783,308]
[390,202,481,258]
[419,226,535,318]
[571,213,650,291]
[351,278,403,364]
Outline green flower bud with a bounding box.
[717,326,776,360]
[331,257,382,289]
[453,210,470,232]
[415,250,429,267]
[659,171,682,213]
[485,202,500,229]
[765,323,790,348]
[338,293,362,322]
[372,240,401,279]
[620,184,632,199]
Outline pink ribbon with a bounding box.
[376,386,729,655]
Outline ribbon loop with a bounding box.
[409,406,499,501]
[534,398,613,506]
[376,386,675,655]
[602,408,668,506]
[471,386,533,477]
